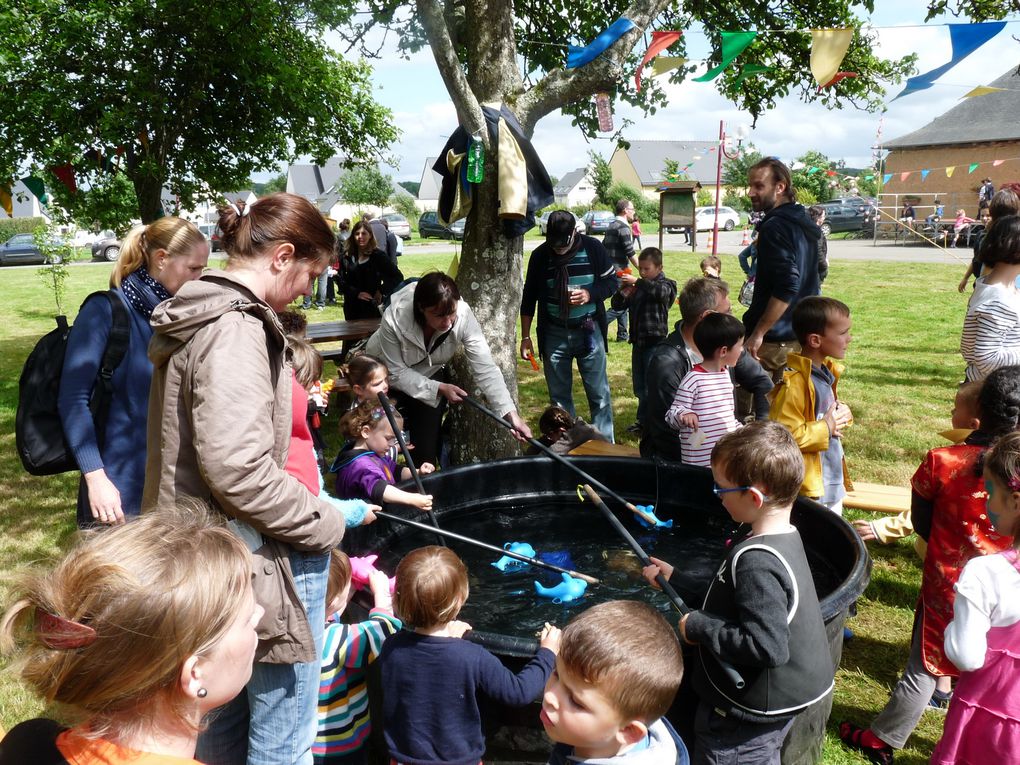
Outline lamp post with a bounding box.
[712,121,749,256]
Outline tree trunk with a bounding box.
[133,174,165,224]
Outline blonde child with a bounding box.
[380,546,560,765]
[314,550,401,764]
[932,431,1020,763]
[333,401,434,511]
[699,255,721,279]
[665,311,745,467]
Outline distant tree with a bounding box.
[399,180,421,196]
[339,165,395,214]
[548,175,560,188]
[607,182,655,220]
[589,151,615,207]
[46,172,138,234]
[721,144,764,189]
[259,173,288,194]
[390,193,420,223]
[792,150,845,202]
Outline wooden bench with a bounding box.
[843,481,911,514]
[567,439,641,457]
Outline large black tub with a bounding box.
[346,456,871,765]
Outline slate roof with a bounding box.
[288,157,346,201]
[555,167,588,195]
[885,68,1020,149]
[617,140,719,185]
[418,157,442,201]
[313,166,415,213]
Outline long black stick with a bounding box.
[377,392,444,547]
[375,510,599,585]
[462,395,746,689]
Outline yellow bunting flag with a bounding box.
[0,184,12,217]
[651,56,687,78]
[447,253,459,280]
[946,166,956,177]
[810,29,854,87]
[962,86,1006,98]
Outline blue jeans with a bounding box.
[605,306,629,340]
[303,276,328,308]
[542,322,614,442]
[197,549,329,765]
[632,343,658,425]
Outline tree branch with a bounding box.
[415,0,483,133]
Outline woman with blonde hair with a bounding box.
[58,216,208,527]
[144,193,372,765]
[0,503,261,763]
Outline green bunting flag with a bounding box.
[694,31,757,82]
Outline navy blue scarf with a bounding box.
[121,265,172,318]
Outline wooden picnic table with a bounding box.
[305,318,381,344]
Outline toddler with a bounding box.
[333,401,434,510]
[665,311,745,466]
[699,255,721,279]
[380,546,560,765]
[932,431,1020,763]
[770,296,854,514]
[314,550,401,764]
[541,600,688,765]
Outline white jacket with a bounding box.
[365,282,515,415]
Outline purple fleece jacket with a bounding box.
[333,447,397,504]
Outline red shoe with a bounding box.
[839,722,894,765]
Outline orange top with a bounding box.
[58,729,200,765]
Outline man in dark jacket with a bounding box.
[521,211,619,441]
[366,214,399,265]
[640,278,773,461]
[742,158,821,382]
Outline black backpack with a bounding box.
[16,291,130,476]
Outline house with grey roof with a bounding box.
[417,157,442,211]
[3,179,47,219]
[289,158,415,221]
[554,167,596,208]
[609,140,719,200]
[882,68,1020,218]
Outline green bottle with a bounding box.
[467,136,484,183]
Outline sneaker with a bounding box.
[843,626,854,641]
[626,422,642,434]
[839,722,893,765]
[928,690,952,711]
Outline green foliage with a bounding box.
[854,173,880,198]
[796,188,819,206]
[390,193,420,225]
[721,144,765,189]
[723,189,750,212]
[0,217,47,240]
[1,0,396,223]
[792,150,844,202]
[398,180,420,197]
[696,189,715,207]
[46,173,138,234]
[606,182,656,221]
[32,224,77,316]
[257,173,288,195]
[588,151,614,207]
[338,165,394,212]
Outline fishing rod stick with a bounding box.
[377,392,444,547]
[375,511,599,585]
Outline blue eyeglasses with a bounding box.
[712,482,750,497]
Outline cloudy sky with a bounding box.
[331,2,1019,183]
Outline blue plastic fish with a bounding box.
[491,542,537,572]
[634,504,673,529]
[534,573,588,603]
[539,550,576,572]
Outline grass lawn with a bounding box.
[0,249,967,763]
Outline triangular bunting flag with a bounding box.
[567,17,637,69]
[807,167,820,175]
[968,163,979,174]
[49,164,77,194]
[650,56,686,78]
[993,159,1005,166]
[962,86,1006,98]
[0,184,12,217]
[946,166,955,177]
[810,29,854,87]
[819,71,858,91]
[893,22,1006,100]
[694,31,757,82]
[447,253,459,280]
[921,169,930,181]
[733,64,770,85]
[22,176,48,205]
[864,175,874,181]
[825,170,837,177]
[635,31,682,92]
[900,172,910,182]
[883,173,892,184]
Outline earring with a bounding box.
[197,688,208,698]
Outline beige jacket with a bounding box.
[143,271,343,664]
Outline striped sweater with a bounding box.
[665,365,741,467]
[960,277,1020,382]
[314,608,402,762]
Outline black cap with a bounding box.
[546,211,576,249]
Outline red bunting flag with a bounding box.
[819,71,858,91]
[635,31,682,92]
[900,171,910,182]
[49,164,77,194]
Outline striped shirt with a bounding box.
[960,277,1020,382]
[314,608,402,762]
[666,365,741,467]
[544,249,597,322]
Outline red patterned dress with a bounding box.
[912,440,1012,676]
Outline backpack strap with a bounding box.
[88,291,131,446]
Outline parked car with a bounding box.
[581,210,616,235]
[0,233,64,266]
[816,201,872,235]
[198,223,223,252]
[381,213,412,240]
[91,231,122,262]
[694,206,741,232]
[418,211,465,240]
[538,211,586,236]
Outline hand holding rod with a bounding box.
[377,392,444,547]
[375,510,599,585]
